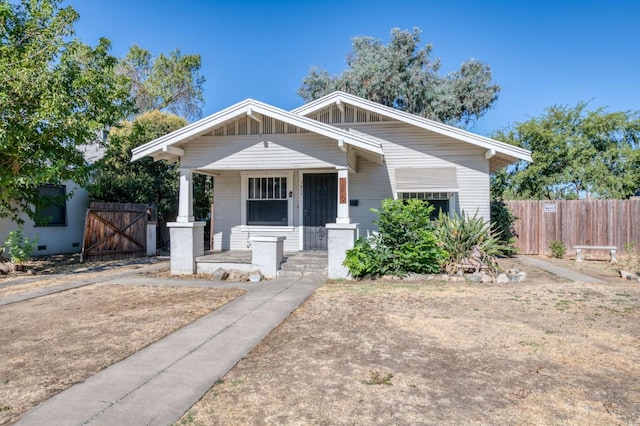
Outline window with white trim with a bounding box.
[246,177,288,226]
[400,192,451,220]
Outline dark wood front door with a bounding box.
[303,173,337,250]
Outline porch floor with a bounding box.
[196,250,328,264]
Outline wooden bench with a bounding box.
[574,245,617,263]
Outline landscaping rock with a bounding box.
[226,269,250,282]
[0,262,10,275]
[249,270,264,282]
[619,270,639,281]
[507,269,527,282]
[439,274,450,282]
[481,273,494,284]
[404,273,435,281]
[464,273,483,283]
[496,273,509,284]
[211,268,229,281]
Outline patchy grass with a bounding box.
[0,284,245,425]
[178,257,640,425]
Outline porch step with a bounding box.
[278,252,328,277]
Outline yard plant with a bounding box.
[343,199,447,278]
[435,210,505,275]
[2,225,38,265]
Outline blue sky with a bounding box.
[73,0,639,136]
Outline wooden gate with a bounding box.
[81,202,148,262]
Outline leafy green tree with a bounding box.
[298,27,500,127]
[493,103,640,199]
[119,45,205,121]
[0,0,132,223]
[88,111,185,220]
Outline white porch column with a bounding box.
[169,168,204,275]
[336,167,350,224]
[327,223,358,279]
[177,168,194,223]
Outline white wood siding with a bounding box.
[345,121,491,230]
[212,171,301,251]
[181,134,347,171]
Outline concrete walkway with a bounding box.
[518,256,606,283]
[16,272,324,425]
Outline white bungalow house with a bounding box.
[132,91,531,277]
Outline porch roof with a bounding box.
[131,98,384,163]
[292,91,533,173]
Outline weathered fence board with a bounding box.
[505,199,640,257]
[81,202,148,262]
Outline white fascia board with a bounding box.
[293,91,532,163]
[131,98,384,162]
[244,102,384,156]
[131,99,256,162]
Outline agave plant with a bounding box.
[435,210,507,276]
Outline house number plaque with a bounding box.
[339,178,347,204]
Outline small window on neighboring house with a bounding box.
[36,185,66,226]
[246,177,288,226]
[400,192,450,220]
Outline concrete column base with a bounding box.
[326,223,358,279]
[168,221,205,275]
[251,236,285,278]
[146,222,157,256]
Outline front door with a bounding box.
[303,173,337,250]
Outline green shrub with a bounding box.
[2,225,38,264]
[343,199,447,278]
[490,200,518,255]
[549,240,566,259]
[435,210,505,275]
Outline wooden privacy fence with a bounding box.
[82,202,148,262]
[505,199,640,257]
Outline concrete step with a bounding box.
[277,269,328,278]
[280,262,328,272]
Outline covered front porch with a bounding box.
[170,166,359,278]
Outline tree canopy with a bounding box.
[119,44,205,121]
[298,27,500,127]
[0,0,132,223]
[492,103,640,200]
[88,111,185,219]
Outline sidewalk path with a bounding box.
[518,256,606,283]
[17,274,324,425]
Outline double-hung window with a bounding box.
[246,177,288,226]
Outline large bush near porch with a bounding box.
[343,199,447,278]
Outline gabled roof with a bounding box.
[292,91,532,170]
[131,98,384,162]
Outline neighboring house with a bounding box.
[132,91,532,276]
[0,142,105,256]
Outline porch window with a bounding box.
[246,177,288,226]
[400,192,450,220]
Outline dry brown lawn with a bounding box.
[0,284,245,425]
[178,257,640,425]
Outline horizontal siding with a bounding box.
[348,156,393,237]
[212,171,241,251]
[213,171,301,251]
[181,134,347,170]
[346,122,490,220]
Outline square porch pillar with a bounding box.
[336,167,351,224]
[326,223,358,279]
[168,221,205,274]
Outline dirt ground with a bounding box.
[0,283,245,425]
[178,256,640,425]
